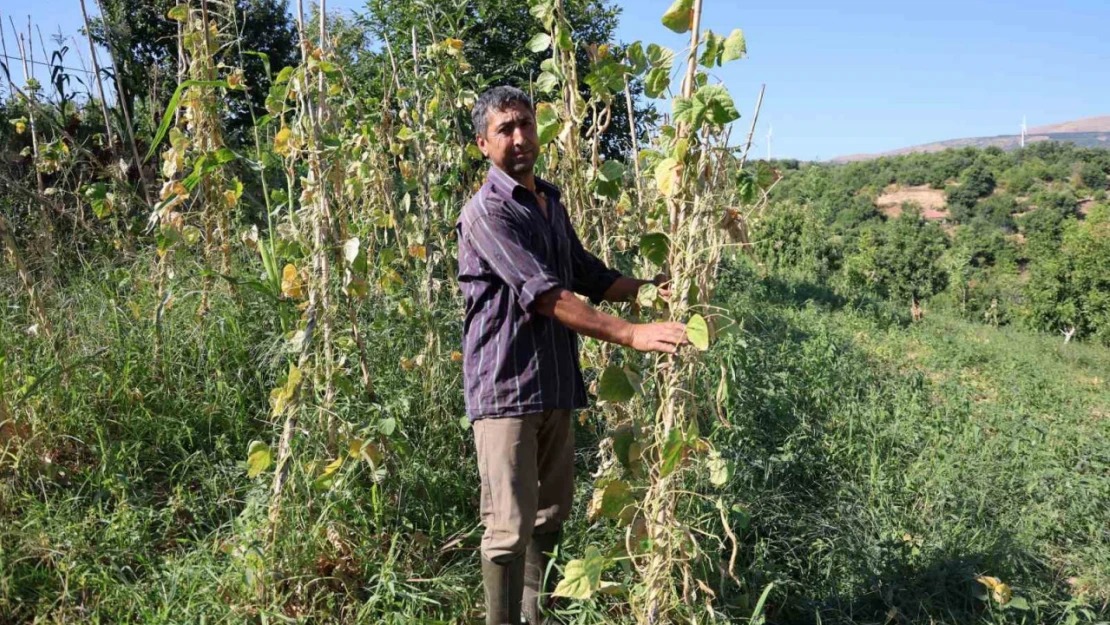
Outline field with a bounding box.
[2,257,1108,623]
[2,0,1110,622]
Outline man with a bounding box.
[458,86,688,624]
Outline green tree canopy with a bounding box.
[353,0,655,159]
[1025,220,1110,343]
[875,209,949,319]
[92,0,298,138]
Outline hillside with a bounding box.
[835,115,1110,163]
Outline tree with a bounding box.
[357,0,655,159]
[756,202,842,279]
[946,163,996,219]
[875,209,949,320]
[946,184,981,220]
[1025,220,1110,343]
[91,0,298,138]
[1076,161,1107,190]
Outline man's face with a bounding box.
[476,102,539,177]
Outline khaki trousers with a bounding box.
[473,409,575,563]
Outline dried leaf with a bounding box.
[281,264,304,299]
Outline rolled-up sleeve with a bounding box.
[467,213,563,314]
[567,217,622,304]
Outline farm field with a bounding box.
[2,259,1108,623]
[2,0,1110,623]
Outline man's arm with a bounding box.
[562,211,667,304]
[601,275,670,303]
[534,287,687,353]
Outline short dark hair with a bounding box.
[472,86,533,137]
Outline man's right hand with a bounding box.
[626,322,689,354]
[536,287,690,354]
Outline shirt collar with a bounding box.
[487,165,562,202]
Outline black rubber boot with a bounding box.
[523,532,561,625]
[482,555,525,625]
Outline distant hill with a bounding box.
[834,115,1110,163]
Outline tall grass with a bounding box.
[3,255,1108,623]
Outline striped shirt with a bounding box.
[457,166,621,420]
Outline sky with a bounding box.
[7,0,1108,160]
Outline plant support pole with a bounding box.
[78,0,115,150]
[92,0,153,206]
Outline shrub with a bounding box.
[1024,220,1110,343]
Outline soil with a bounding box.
[876,185,950,220]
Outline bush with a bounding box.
[946,184,981,220]
[1077,161,1107,190]
[755,202,843,280]
[959,163,996,198]
[842,210,948,319]
[974,194,1020,232]
[1024,220,1110,343]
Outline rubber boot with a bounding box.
[482,555,525,625]
[523,532,561,625]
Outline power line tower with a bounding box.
[1021,116,1027,148]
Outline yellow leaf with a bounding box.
[281,263,304,299]
[227,68,245,90]
[166,3,189,21]
[408,244,427,260]
[444,38,464,51]
[655,157,682,197]
[399,160,415,180]
[161,147,182,178]
[450,350,464,363]
[552,546,608,599]
[976,575,1001,591]
[274,126,293,156]
[159,180,188,201]
[348,439,383,465]
[975,576,1013,604]
[586,480,635,523]
[320,455,344,477]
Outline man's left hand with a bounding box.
[652,274,672,300]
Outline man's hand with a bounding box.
[626,321,689,354]
[652,273,672,300]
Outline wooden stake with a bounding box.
[0,11,13,97]
[78,0,115,150]
[92,0,153,207]
[12,20,56,268]
[623,74,644,204]
[737,84,766,171]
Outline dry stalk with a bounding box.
[623,74,645,213]
[78,0,115,150]
[0,214,55,342]
[11,22,56,273]
[638,0,706,620]
[92,0,153,207]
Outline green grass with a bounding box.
[716,265,1110,624]
[1,258,1108,623]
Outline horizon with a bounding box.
[8,0,1109,160]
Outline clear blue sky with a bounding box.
[10,0,1108,159]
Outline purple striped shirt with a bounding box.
[457,166,621,420]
